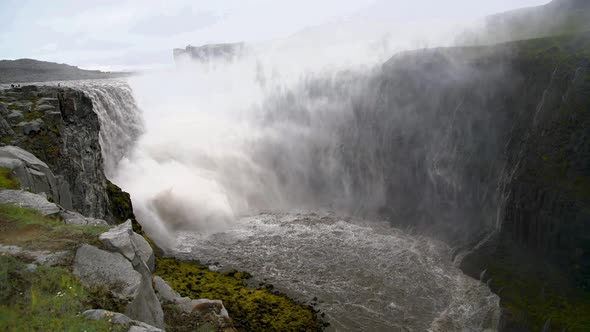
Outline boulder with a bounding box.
[82,309,163,332]
[60,210,108,226]
[0,190,60,216]
[99,220,137,261]
[132,232,155,273]
[18,118,43,135]
[153,275,230,320]
[36,104,55,112]
[0,114,14,136]
[0,145,72,209]
[125,273,165,328]
[86,227,163,328]
[6,111,23,122]
[128,326,160,332]
[73,244,142,300]
[99,220,155,272]
[153,276,179,303]
[45,111,62,122]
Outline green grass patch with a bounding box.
[23,110,43,122]
[0,168,19,190]
[0,204,108,251]
[0,137,14,145]
[0,255,127,332]
[23,97,42,121]
[156,258,326,332]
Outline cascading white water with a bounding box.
[71,80,144,177]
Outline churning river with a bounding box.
[173,212,499,331]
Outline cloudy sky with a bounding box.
[0,0,548,70]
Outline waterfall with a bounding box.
[55,48,507,331]
[72,80,144,178]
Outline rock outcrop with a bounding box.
[0,145,72,208]
[73,244,143,300]
[362,32,590,330]
[0,190,60,216]
[99,220,155,272]
[74,220,164,329]
[153,275,233,330]
[0,86,136,223]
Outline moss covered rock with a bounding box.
[155,258,327,332]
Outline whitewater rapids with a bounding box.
[174,212,499,332]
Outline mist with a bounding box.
[104,12,519,248]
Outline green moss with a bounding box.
[0,136,14,145]
[0,167,20,190]
[23,110,43,121]
[161,302,221,332]
[0,204,108,251]
[0,255,127,332]
[23,97,43,121]
[106,180,138,229]
[156,258,326,332]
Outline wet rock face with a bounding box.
[498,42,590,288]
[0,86,113,222]
[368,34,590,281]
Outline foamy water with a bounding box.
[174,212,499,332]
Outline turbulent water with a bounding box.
[174,212,500,331]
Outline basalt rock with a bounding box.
[0,86,135,223]
[73,244,142,300]
[96,222,163,328]
[0,145,72,208]
[0,190,60,216]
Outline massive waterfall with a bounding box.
[70,41,509,330]
[73,80,144,178]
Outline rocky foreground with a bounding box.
[0,145,235,331]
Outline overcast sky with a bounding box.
[0,0,549,70]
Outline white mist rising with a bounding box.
[112,19,471,246]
